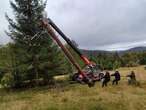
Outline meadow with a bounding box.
[0,66,146,110]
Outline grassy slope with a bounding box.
[0,66,146,110]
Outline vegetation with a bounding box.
[0,0,71,88]
[87,51,146,70]
[0,66,146,110]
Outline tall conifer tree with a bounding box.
[6,0,65,87]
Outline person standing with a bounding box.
[111,71,121,85]
[102,71,111,87]
[126,71,136,85]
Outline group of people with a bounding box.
[101,70,137,87]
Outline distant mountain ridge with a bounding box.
[80,46,146,56]
[125,46,146,52]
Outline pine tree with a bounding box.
[6,0,65,87]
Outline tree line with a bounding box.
[87,51,146,70]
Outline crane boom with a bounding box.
[41,18,101,87]
[47,18,91,65]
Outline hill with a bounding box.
[125,46,146,52]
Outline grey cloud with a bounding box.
[96,40,146,51]
[46,0,146,50]
[1,0,146,50]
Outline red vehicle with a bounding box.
[41,18,103,87]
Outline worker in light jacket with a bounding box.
[102,71,110,87]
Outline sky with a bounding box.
[0,0,146,51]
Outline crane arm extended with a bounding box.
[42,18,85,75]
[46,18,92,66]
[41,18,96,87]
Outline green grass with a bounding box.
[0,66,146,110]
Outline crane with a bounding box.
[41,18,103,87]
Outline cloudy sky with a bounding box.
[0,0,146,51]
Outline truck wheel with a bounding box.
[72,73,79,81]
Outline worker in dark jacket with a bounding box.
[111,71,121,85]
[126,71,136,85]
[102,71,110,87]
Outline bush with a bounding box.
[126,61,139,67]
[1,73,14,88]
[104,62,113,70]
